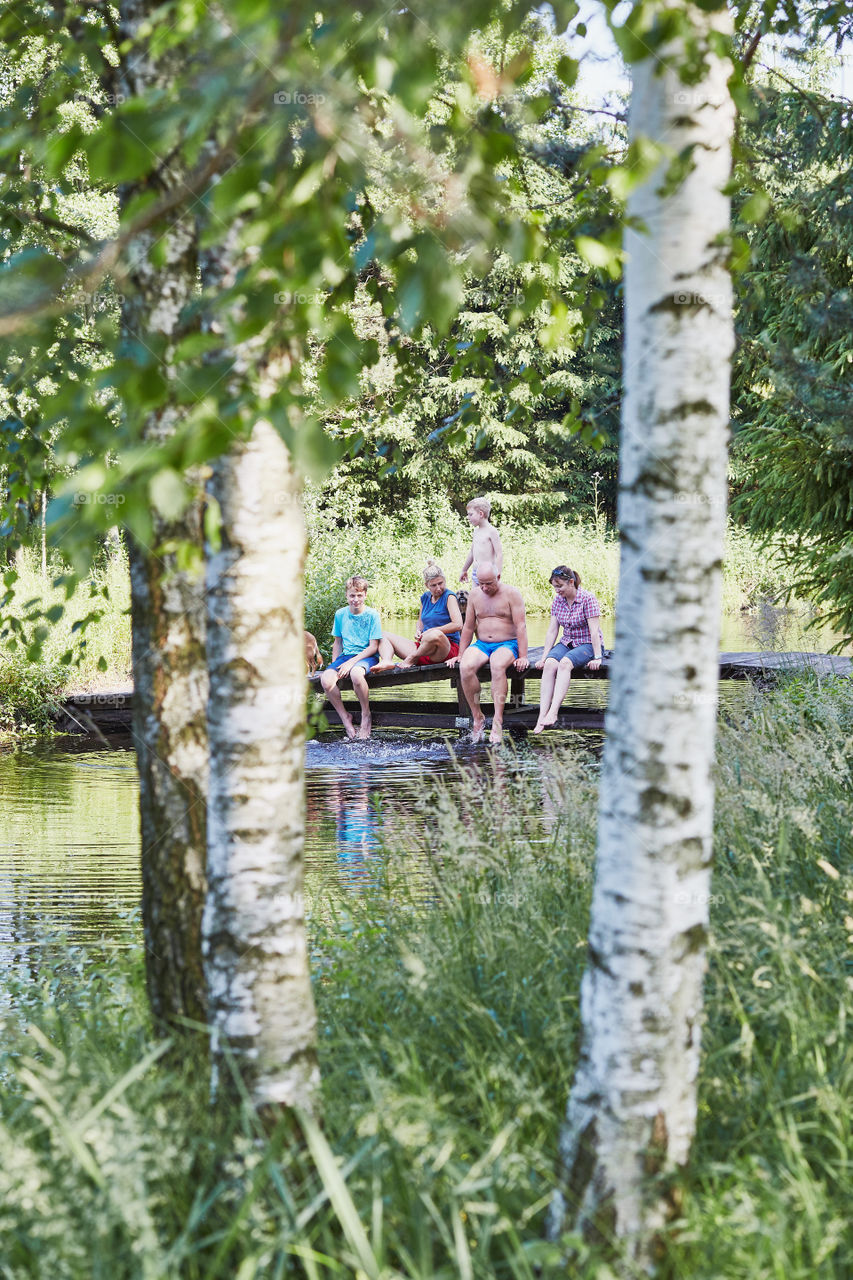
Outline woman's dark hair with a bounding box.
[550,565,580,588]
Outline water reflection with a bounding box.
[305,737,453,894]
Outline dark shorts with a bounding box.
[330,652,379,675]
[545,642,597,668]
[471,638,519,660]
[413,640,459,666]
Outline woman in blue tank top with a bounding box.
[371,560,463,671]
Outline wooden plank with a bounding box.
[56,649,850,737]
[323,704,606,732]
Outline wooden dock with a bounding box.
[54,648,852,738]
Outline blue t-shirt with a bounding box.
[333,605,382,656]
[420,589,461,645]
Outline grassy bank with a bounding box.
[1,675,851,1276]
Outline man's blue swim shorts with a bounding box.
[470,638,520,660]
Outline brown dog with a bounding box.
[305,630,324,673]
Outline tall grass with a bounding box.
[1,675,851,1275]
[305,497,786,646]
[2,545,132,690]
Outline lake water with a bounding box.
[1,608,847,950]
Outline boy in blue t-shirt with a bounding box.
[320,576,382,740]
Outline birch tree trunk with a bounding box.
[202,416,319,1113]
[551,4,735,1265]
[120,0,208,1032]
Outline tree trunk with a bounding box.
[128,503,208,1031]
[120,0,209,1032]
[551,4,735,1266]
[202,416,319,1113]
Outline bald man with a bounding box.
[446,562,528,744]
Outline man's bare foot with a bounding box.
[356,717,372,740]
[489,723,503,745]
[340,712,357,740]
[397,658,416,670]
[468,717,486,744]
[369,661,395,675]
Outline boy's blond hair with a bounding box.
[346,575,370,592]
[466,496,492,519]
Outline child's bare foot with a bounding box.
[532,720,547,734]
[468,716,486,744]
[368,661,395,675]
[539,711,558,728]
[489,723,504,746]
[339,711,357,740]
[356,716,372,740]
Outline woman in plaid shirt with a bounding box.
[532,566,604,733]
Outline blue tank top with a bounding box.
[420,589,461,644]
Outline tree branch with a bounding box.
[16,206,96,245]
[756,62,829,124]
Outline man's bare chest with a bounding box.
[477,596,513,622]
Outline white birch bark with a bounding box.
[551,4,735,1265]
[202,414,319,1112]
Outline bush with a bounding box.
[0,651,68,736]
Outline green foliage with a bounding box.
[0,648,67,736]
[731,72,853,649]
[0,0,596,580]
[322,36,625,523]
[1,678,852,1274]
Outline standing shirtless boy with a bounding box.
[459,496,502,588]
[446,561,528,744]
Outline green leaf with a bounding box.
[739,192,770,224]
[173,331,223,361]
[87,119,153,184]
[575,235,618,271]
[291,420,344,482]
[149,468,188,520]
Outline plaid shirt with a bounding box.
[551,588,604,649]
